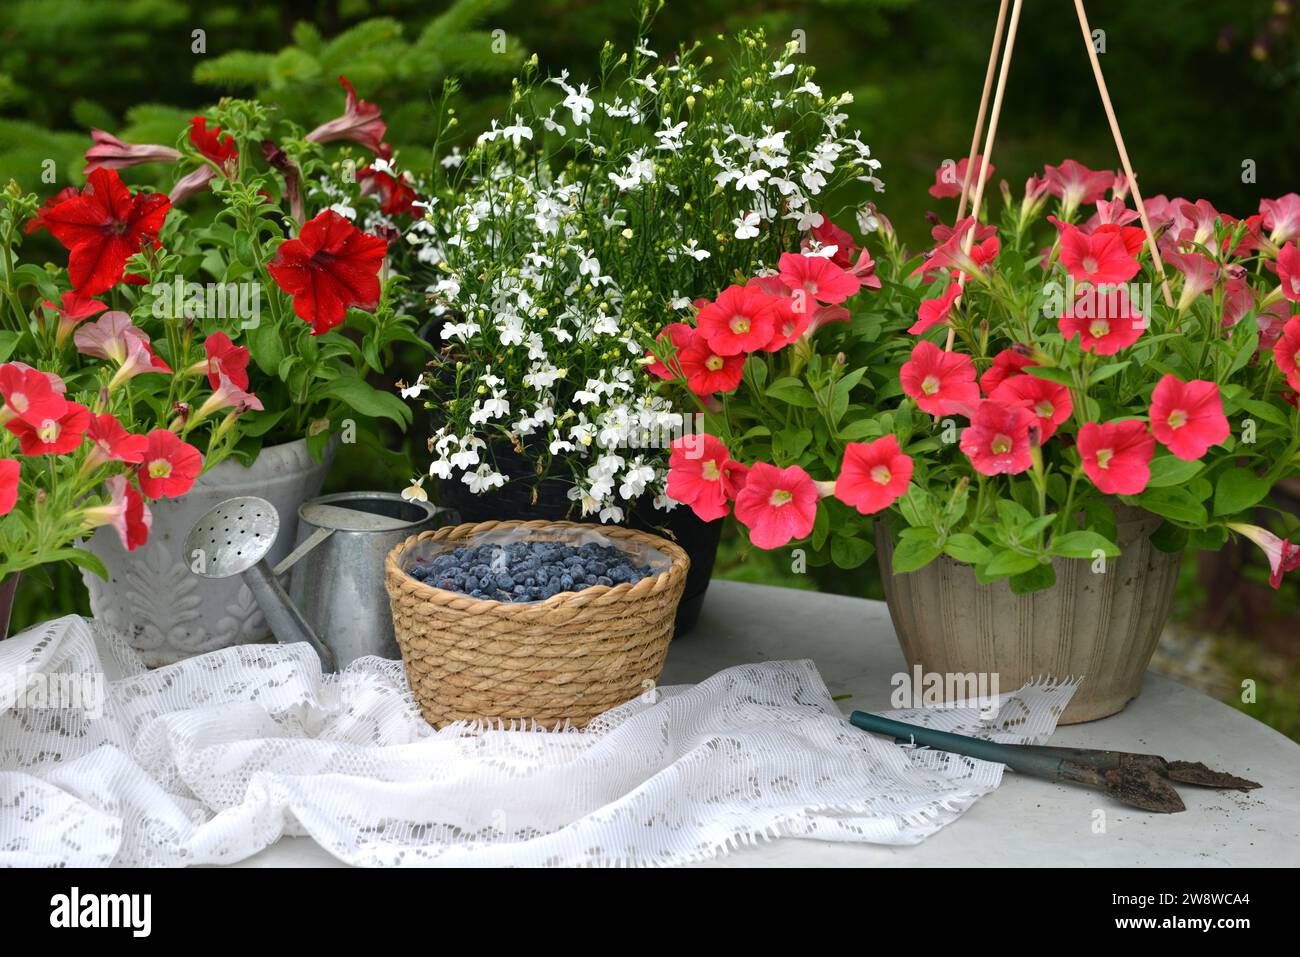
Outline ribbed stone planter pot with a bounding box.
[876,507,1182,724]
[81,438,336,666]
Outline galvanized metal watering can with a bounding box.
[184,492,452,670]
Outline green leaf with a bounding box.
[320,376,412,426]
[1088,361,1130,386]
[1213,467,1271,517]
[42,548,108,581]
[1025,365,1075,387]
[767,378,818,409]
[837,418,883,442]
[248,320,284,376]
[1010,562,1057,594]
[831,534,874,569]
[983,550,1041,578]
[1150,520,1189,553]
[890,531,942,573]
[943,533,992,565]
[1132,486,1207,525]
[1236,398,1289,427]
[1051,530,1120,559]
[1145,455,1204,488]
[0,331,18,363]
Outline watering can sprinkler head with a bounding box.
[185,496,337,671]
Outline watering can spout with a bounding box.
[183,496,336,670]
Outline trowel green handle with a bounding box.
[849,711,1073,782]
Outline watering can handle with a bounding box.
[272,527,335,577]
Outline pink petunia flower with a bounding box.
[137,430,202,499]
[1043,160,1113,213]
[1077,420,1155,495]
[1059,224,1140,285]
[85,413,148,467]
[0,458,17,515]
[915,218,999,282]
[980,348,1038,396]
[1058,286,1146,355]
[959,399,1037,476]
[5,401,90,456]
[74,311,149,364]
[990,374,1073,441]
[928,155,993,200]
[1274,316,1300,391]
[83,129,181,173]
[666,434,745,522]
[910,282,962,335]
[1261,193,1300,246]
[1148,375,1229,461]
[0,363,67,428]
[777,252,862,306]
[645,322,695,381]
[42,291,107,348]
[1227,523,1300,589]
[1170,199,1220,248]
[696,284,780,355]
[81,474,152,551]
[306,75,387,155]
[834,435,914,515]
[1276,242,1300,302]
[194,373,263,421]
[900,341,980,416]
[1163,248,1219,311]
[201,332,250,390]
[677,335,745,395]
[733,462,819,549]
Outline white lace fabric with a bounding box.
[0,616,1076,867]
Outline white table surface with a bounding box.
[232,580,1300,868]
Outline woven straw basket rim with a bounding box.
[384,518,690,610]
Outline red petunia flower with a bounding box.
[83,129,181,173]
[1228,523,1300,589]
[777,251,862,306]
[804,214,857,268]
[0,363,68,428]
[1276,242,1300,303]
[745,277,810,352]
[1077,419,1155,495]
[910,282,962,335]
[1148,375,1229,461]
[733,462,819,549]
[990,373,1073,441]
[267,210,387,335]
[696,284,779,355]
[1043,160,1113,212]
[959,399,1037,476]
[41,168,170,295]
[666,434,745,522]
[928,155,993,200]
[0,458,18,515]
[900,340,980,416]
[5,401,90,456]
[81,474,152,551]
[24,187,79,235]
[834,435,914,515]
[1059,224,1140,286]
[42,290,108,348]
[980,348,1037,396]
[306,75,387,155]
[914,218,1000,282]
[85,413,148,467]
[1058,286,1146,355]
[189,116,238,168]
[645,322,695,380]
[359,159,420,217]
[201,332,250,390]
[1274,316,1300,392]
[136,430,202,499]
[677,334,745,395]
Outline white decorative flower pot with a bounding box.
[82,438,336,666]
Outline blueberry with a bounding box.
[560,574,575,590]
[496,573,515,589]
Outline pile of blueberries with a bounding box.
[406,539,657,602]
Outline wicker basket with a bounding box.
[385,519,690,729]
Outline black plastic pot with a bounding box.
[434,443,721,638]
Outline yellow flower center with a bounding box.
[991,433,1013,455]
[729,315,751,334]
[1088,319,1110,338]
[1034,400,1054,419]
[705,355,724,372]
[1082,256,1099,273]
[1166,409,1188,429]
[702,459,722,481]
[870,465,891,485]
[769,488,793,507]
[1095,447,1114,469]
[921,374,942,395]
[36,420,60,444]
[148,459,172,479]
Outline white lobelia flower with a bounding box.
[401,477,429,502]
[735,167,770,191]
[328,202,356,220]
[733,212,761,240]
[464,465,507,494]
[399,375,429,399]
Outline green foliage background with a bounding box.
[1,0,1297,735]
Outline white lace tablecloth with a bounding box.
[0,615,1075,867]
